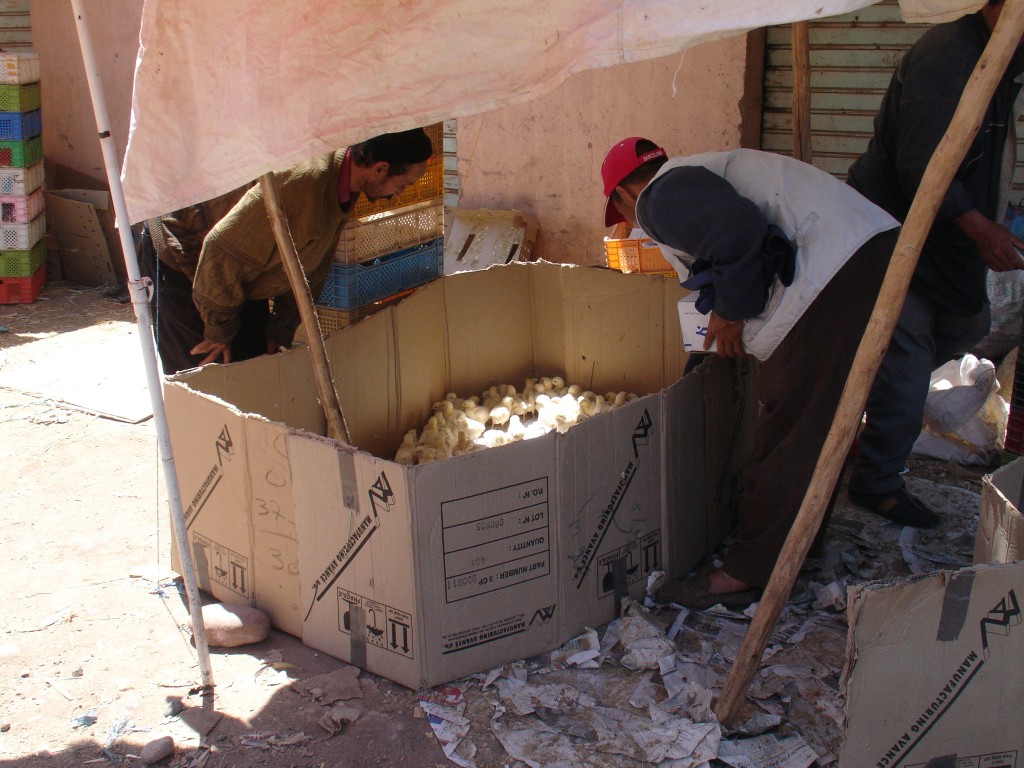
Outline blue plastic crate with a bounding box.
[319,237,443,310]
[0,109,39,140]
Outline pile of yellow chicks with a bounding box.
[394,376,639,465]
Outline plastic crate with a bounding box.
[0,53,40,85]
[604,230,677,277]
[336,200,444,265]
[0,82,40,112]
[353,154,445,218]
[0,188,42,223]
[0,109,40,140]
[319,237,443,310]
[0,136,42,167]
[0,161,43,195]
[0,261,45,303]
[0,211,44,250]
[314,288,417,335]
[0,238,44,277]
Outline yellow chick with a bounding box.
[394,429,419,465]
[506,414,528,441]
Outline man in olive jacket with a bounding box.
[144,128,432,374]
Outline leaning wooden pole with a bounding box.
[792,20,813,164]
[715,0,1024,726]
[259,174,352,444]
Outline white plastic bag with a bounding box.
[971,269,1024,359]
[911,354,1009,465]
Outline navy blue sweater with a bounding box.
[847,11,1024,316]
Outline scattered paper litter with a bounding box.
[717,732,820,768]
[549,627,601,669]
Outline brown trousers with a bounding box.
[721,228,898,587]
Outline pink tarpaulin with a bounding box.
[120,0,984,223]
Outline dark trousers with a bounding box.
[850,286,990,497]
[138,226,269,376]
[721,228,898,588]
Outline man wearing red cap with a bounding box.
[601,139,900,609]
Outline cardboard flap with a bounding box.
[841,563,1024,767]
[44,190,119,287]
[444,208,540,274]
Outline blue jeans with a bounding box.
[849,287,991,497]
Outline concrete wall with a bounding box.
[31,0,143,191]
[456,35,754,265]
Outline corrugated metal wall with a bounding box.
[761,0,929,179]
[0,0,31,50]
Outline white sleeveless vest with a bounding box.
[637,149,899,360]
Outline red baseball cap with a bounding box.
[601,137,667,226]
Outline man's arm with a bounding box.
[640,165,774,322]
[953,208,1024,271]
[191,188,278,349]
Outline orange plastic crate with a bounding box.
[604,236,677,277]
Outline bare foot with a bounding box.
[706,569,751,594]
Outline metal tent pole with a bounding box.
[69,0,214,690]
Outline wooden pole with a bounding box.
[792,20,813,164]
[259,173,352,444]
[715,0,1024,726]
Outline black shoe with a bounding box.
[848,487,940,529]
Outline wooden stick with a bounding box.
[715,0,1024,726]
[259,173,352,444]
[791,20,813,164]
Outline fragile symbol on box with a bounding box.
[337,588,414,659]
[597,529,662,599]
[191,533,249,598]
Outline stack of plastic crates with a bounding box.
[316,123,446,333]
[0,52,45,305]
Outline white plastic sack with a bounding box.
[971,268,1024,360]
[912,354,1009,465]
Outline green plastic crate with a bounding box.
[0,238,44,277]
[0,136,41,167]
[0,82,40,112]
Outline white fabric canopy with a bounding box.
[120,0,984,223]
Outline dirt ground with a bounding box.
[0,280,1003,768]
[0,283,463,768]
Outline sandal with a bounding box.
[655,572,763,611]
[848,487,939,529]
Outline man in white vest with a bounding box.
[601,138,900,609]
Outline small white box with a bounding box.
[677,295,715,353]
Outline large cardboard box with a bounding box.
[165,263,752,688]
[840,459,1024,766]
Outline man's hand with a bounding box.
[190,339,231,366]
[707,312,745,358]
[954,209,1024,272]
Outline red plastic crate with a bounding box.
[0,261,45,303]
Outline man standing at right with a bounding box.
[846,0,1024,527]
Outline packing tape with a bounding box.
[349,603,368,670]
[936,570,975,642]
